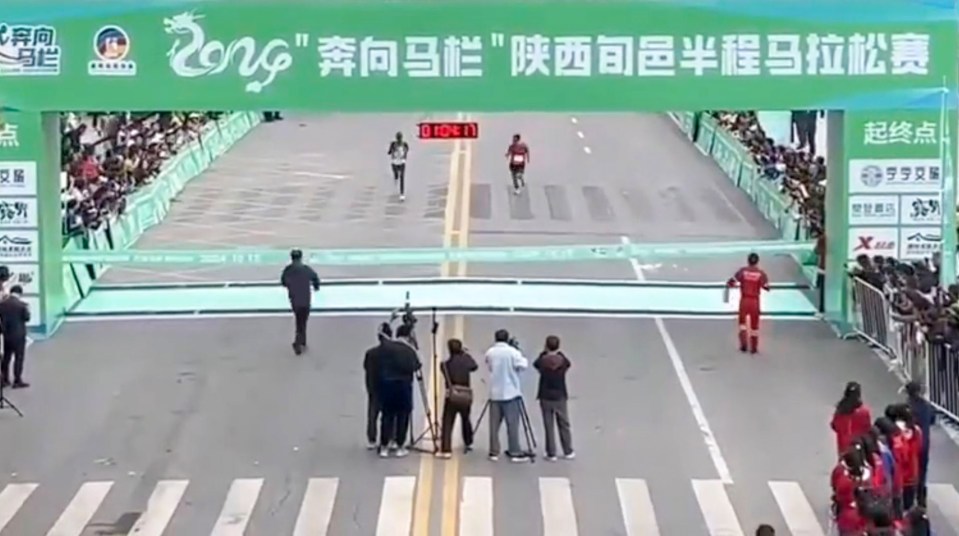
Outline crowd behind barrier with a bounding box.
[848,255,959,423]
[60,111,223,237]
[686,109,958,424]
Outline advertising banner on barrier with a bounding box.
[0,112,43,327]
[1,1,955,111]
[843,109,953,261]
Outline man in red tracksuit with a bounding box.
[727,252,769,353]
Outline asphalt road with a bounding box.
[3,113,958,535]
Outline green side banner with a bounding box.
[62,241,815,266]
[1,0,956,111]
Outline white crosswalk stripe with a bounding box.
[459,477,493,536]
[292,478,338,536]
[539,477,578,536]
[692,479,744,536]
[2,475,958,536]
[375,476,416,536]
[615,478,661,536]
[768,481,825,536]
[210,478,263,536]
[46,481,112,536]
[0,483,38,533]
[127,479,189,536]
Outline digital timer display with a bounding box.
[418,121,479,140]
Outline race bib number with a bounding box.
[511,154,525,165]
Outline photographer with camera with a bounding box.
[484,329,530,463]
[363,323,393,449]
[438,338,478,459]
[377,323,422,458]
[534,335,575,461]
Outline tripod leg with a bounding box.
[473,399,490,431]
[519,399,538,451]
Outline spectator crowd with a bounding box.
[710,111,826,238]
[60,111,221,237]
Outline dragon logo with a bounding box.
[163,11,293,93]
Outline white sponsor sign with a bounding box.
[0,197,38,228]
[899,227,941,260]
[0,161,38,197]
[849,195,898,225]
[899,193,942,225]
[6,263,39,295]
[0,230,39,262]
[21,296,40,328]
[848,226,898,259]
[847,158,942,194]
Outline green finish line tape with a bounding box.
[62,240,815,266]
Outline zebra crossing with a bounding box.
[1,476,957,535]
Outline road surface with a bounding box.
[2,113,958,535]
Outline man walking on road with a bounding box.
[280,249,320,355]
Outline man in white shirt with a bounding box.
[484,329,530,462]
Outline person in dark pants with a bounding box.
[534,335,575,461]
[262,111,283,122]
[0,285,31,388]
[387,132,409,201]
[378,323,421,458]
[363,323,392,449]
[280,249,320,355]
[905,381,935,507]
[438,338,478,458]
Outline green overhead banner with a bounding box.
[0,0,956,111]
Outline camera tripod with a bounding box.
[0,378,24,418]
[408,307,440,454]
[474,396,537,462]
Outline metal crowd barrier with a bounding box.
[848,276,959,422]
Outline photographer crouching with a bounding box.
[485,329,531,463]
[377,323,422,458]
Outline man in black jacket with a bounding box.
[534,335,574,461]
[363,323,392,449]
[281,249,320,355]
[377,323,422,458]
[0,285,31,388]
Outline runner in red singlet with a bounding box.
[505,134,530,195]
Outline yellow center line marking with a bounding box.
[441,114,474,536]
[413,112,468,536]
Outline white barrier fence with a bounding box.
[848,276,959,423]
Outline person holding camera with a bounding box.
[377,323,422,458]
[0,285,31,388]
[438,338,477,459]
[485,329,530,462]
[534,335,574,461]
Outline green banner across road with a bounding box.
[62,241,815,266]
[1,1,956,111]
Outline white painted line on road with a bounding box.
[691,480,744,536]
[210,478,263,536]
[127,479,189,536]
[0,483,37,532]
[576,131,585,139]
[583,146,592,155]
[376,476,416,536]
[768,481,825,536]
[615,478,661,536]
[292,171,350,180]
[539,477,579,536]
[460,477,493,536]
[570,117,578,124]
[293,478,339,536]
[46,481,113,536]
[620,235,733,484]
[928,483,959,532]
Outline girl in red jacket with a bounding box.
[832,381,873,455]
[887,404,923,512]
[832,449,871,535]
